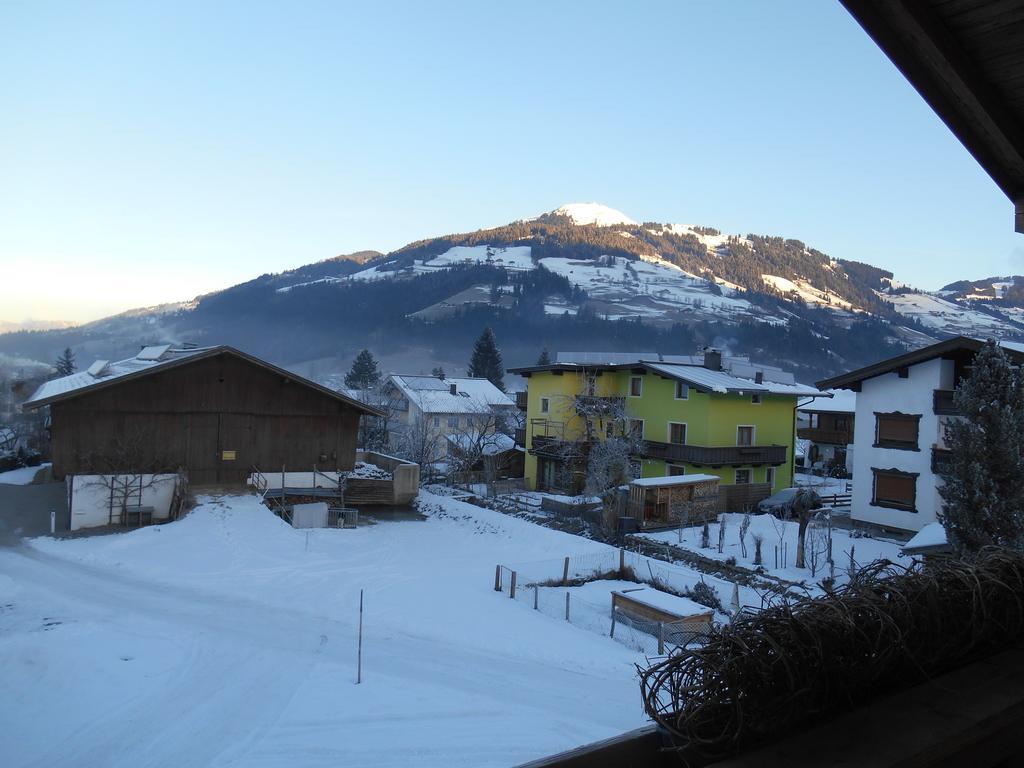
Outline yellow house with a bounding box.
[509,351,827,509]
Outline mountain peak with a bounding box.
[549,202,638,227]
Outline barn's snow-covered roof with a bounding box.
[25,345,213,407]
[24,345,383,415]
[388,375,514,415]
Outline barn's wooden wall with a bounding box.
[50,353,362,484]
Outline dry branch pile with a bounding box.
[638,548,1024,760]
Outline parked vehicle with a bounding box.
[757,487,801,517]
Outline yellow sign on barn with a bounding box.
[221,450,237,461]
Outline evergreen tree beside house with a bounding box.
[468,327,505,392]
[54,347,76,377]
[345,349,381,391]
[938,340,1024,552]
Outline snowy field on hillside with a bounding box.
[0,491,658,768]
[882,291,1021,337]
[636,514,906,589]
[0,463,49,485]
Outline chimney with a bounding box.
[703,348,722,372]
[755,371,764,384]
[449,383,458,396]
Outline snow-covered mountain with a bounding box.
[3,204,1022,382]
[546,202,638,227]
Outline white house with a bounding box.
[818,336,1024,533]
[382,374,517,465]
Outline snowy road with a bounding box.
[1,494,648,767]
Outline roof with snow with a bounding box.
[818,336,1024,391]
[799,389,856,414]
[24,345,384,416]
[512,352,824,398]
[611,587,711,619]
[630,474,719,488]
[901,522,952,556]
[387,374,515,415]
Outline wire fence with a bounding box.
[494,548,731,655]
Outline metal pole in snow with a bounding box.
[50,508,55,535]
[357,589,363,685]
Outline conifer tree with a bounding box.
[54,347,76,377]
[344,349,381,390]
[468,327,505,391]
[431,366,446,380]
[939,340,1024,553]
[536,347,552,366]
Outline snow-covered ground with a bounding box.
[636,513,906,590]
[1,491,652,767]
[0,463,49,486]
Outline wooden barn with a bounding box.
[24,345,383,485]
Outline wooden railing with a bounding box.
[797,427,852,445]
[641,441,788,466]
[934,389,958,415]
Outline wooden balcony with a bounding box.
[530,435,580,459]
[514,427,526,447]
[932,446,953,474]
[797,427,852,445]
[934,389,958,415]
[515,390,528,410]
[641,441,788,467]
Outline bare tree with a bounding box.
[77,427,183,526]
[793,488,822,569]
[739,513,751,559]
[446,405,516,483]
[392,415,443,479]
[752,533,764,566]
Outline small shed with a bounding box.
[627,474,720,529]
[611,587,714,652]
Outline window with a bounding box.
[737,425,755,446]
[674,381,689,400]
[809,413,819,429]
[751,393,762,405]
[629,419,644,439]
[872,468,918,511]
[447,416,459,429]
[835,416,849,431]
[433,416,440,428]
[874,413,920,450]
[766,467,776,489]
[629,376,643,397]
[667,464,686,477]
[540,397,550,414]
[735,469,751,484]
[669,422,687,445]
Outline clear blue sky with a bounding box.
[2,0,1021,324]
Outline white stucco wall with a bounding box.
[850,356,949,532]
[69,473,179,531]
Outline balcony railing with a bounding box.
[641,441,788,467]
[797,427,852,445]
[514,427,526,447]
[934,389,958,415]
[530,435,590,460]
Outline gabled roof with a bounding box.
[510,357,824,398]
[386,374,514,415]
[817,336,1024,391]
[24,345,384,416]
